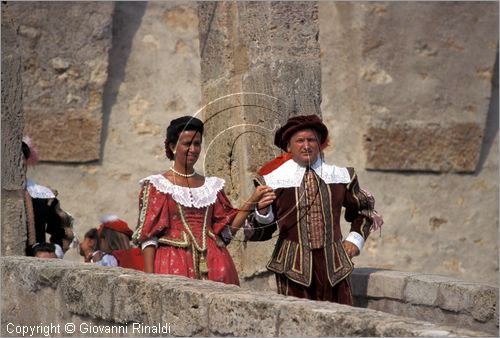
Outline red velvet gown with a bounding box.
[133,175,239,285]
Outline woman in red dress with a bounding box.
[132,116,274,285]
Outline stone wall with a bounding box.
[198,1,322,201]
[319,1,499,284]
[4,1,498,287]
[19,1,202,262]
[1,4,26,256]
[8,2,114,162]
[1,257,496,337]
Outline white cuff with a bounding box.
[345,232,365,251]
[254,206,274,224]
[54,243,64,259]
[141,237,158,250]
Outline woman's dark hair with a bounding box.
[165,116,204,160]
[22,141,31,160]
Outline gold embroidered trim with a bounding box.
[132,183,151,243]
[158,231,190,248]
[177,203,208,252]
[177,203,210,279]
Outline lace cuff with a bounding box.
[254,206,274,224]
[141,237,158,250]
[345,231,365,251]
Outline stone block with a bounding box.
[364,119,483,172]
[24,111,102,162]
[208,292,280,336]
[468,285,498,323]
[436,281,477,313]
[8,2,114,162]
[158,279,226,337]
[366,270,417,300]
[111,273,164,325]
[60,268,117,321]
[404,274,460,306]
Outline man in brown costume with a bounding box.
[246,115,382,305]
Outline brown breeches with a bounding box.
[275,248,353,305]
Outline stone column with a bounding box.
[1,5,26,256]
[198,1,321,280]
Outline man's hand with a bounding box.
[249,186,275,215]
[342,241,359,258]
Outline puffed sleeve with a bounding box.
[212,190,238,235]
[343,168,383,251]
[132,181,170,245]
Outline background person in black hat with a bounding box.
[246,114,383,305]
[22,136,75,257]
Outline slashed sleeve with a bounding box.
[343,167,383,251]
[132,181,169,247]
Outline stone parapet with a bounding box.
[1,257,494,337]
[351,268,499,335]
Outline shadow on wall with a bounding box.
[477,49,499,173]
[100,2,148,162]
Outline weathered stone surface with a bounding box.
[0,192,27,256]
[111,274,164,325]
[468,284,498,323]
[8,2,114,162]
[209,292,281,336]
[61,269,117,321]
[404,274,461,306]
[1,4,26,256]
[199,0,322,283]
[363,119,483,172]
[24,110,102,162]
[319,1,497,287]
[352,2,497,173]
[349,268,498,335]
[361,269,418,300]
[2,257,496,337]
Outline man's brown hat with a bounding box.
[274,114,329,151]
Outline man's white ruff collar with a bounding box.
[140,174,225,209]
[262,158,351,189]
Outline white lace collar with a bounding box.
[26,179,56,199]
[140,174,225,208]
[262,158,351,189]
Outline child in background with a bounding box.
[79,228,118,267]
[79,215,143,270]
[32,242,58,259]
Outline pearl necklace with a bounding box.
[170,166,196,178]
